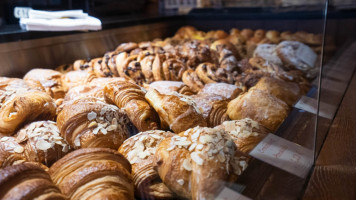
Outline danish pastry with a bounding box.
[199,83,243,100]
[182,69,205,93]
[149,81,195,96]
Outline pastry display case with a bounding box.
[0,0,355,199]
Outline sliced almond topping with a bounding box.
[240,160,248,171]
[196,144,204,150]
[217,152,226,163]
[14,146,24,153]
[100,128,108,135]
[36,140,52,151]
[1,137,9,141]
[191,152,203,165]
[183,158,192,171]
[138,151,148,159]
[188,143,197,152]
[150,134,161,140]
[191,130,200,140]
[175,140,191,147]
[87,111,97,120]
[107,125,117,131]
[177,179,185,185]
[167,145,175,151]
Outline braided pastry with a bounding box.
[92,58,114,78]
[119,130,176,199]
[104,81,160,132]
[0,163,66,200]
[24,68,66,99]
[57,97,130,149]
[145,89,207,133]
[49,148,134,200]
[154,126,248,200]
[73,59,91,71]
[102,51,119,76]
[116,52,146,85]
[0,90,56,135]
[138,51,156,83]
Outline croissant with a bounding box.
[145,89,207,133]
[15,121,70,166]
[227,88,289,132]
[218,118,269,154]
[0,136,26,168]
[23,68,66,99]
[154,126,248,200]
[0,77,45,94]
[57,97,130,149]
[253,76,301,106]
[0,90,56,135]
[182,69,205,93]
[199,83,243,100]
[49,148,134,200]
[118,130,176,199]
[148,81,195,96]
[0,163,67,200]
[191,93,230,127]
[62,70,97,90]
[104,81,159,132]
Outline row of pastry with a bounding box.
[0,26,318,200]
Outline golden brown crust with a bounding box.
[0,90,56,135]
[119,130,175,199]
[182,69,204,93]
[254,77,301,106]
[149,81,195,96]
[145,89,207,133]
[227,88,289,132]
[57,97,130,149]
[92,58,114,78]
[73,59,91,71]
[0,136,26,168]
[116,52,146,85]
[24,68,66,99]
[154,127,248,200]
[199,83,242,100]
[62,70,97,90]
[104,81,160,132]
[0,163,66,200]
[49,148,133,200]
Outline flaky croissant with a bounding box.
[154,126,248,200]
[0,90,56,135]
[119,130,176,199]
[148,81,195,96]
[104,81,160,132]
[0,162,66,200]
[218,118,269,154]
[23,68,66,99]
[57,97,130,149]
[145,89,207,133]
[49,148,134,200]
[62,70,97,90]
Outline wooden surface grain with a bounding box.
[303,72,356,200]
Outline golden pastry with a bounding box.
[0,136,26,168]
[116,52,146,85]
[145,89,207,133]
[182,69,205,93]
[199,83,243,100]
[119,130,176,199]
[0,163,66,200]
[227,88,289,132]
[73,59,91,71]
[154,126,248,200]
[62,70,97,90]
[57,97,130,149]
[49,148,134,200]
[23,68,66,99]
[104,81,160,132]
[149,81,195,96]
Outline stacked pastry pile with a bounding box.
[0,26,320,200]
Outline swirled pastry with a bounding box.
[104,81,160,132]
[15,121,70,166]
[116,52,146,85]
[115,42,139,53]
[154,126,248,200]
[218,118,269,154]
[92,58,114,77]
[57,97,130,149]
[199,83,242,100]
[0,163,66,200]
[24,68,66,99]
[0,90,56,135]
[178,40,217,69]
[73,59,91,71]
[119,130,175,199]
[196,62,234,84]
[149,81,195,96]
[138,51,156,83]
[182,69,205,93]
[49,148,134,200]
[145,89,207,133]
[227,88,289,132]
[253,77,301,106]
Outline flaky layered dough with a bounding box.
[0,163,66,200]
[62,70,97,90]
[0,90,56,135]
[23,68,66,99]
[227,88,289,132]
[49,148,134,200]
[0,136,26,168]
[148,81,195,96]
[154,127,248,200]
[119,130,176,199]
[57,97,130,149]
[199,82,242,100]
[218,118,269,154]
[145,89,207,133]
[104,81,160,132]
[182,69,204,93]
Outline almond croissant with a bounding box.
[49,148,134,200]
[57,97,130,149]
[104,81,160,132]
[119,130,176,199]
